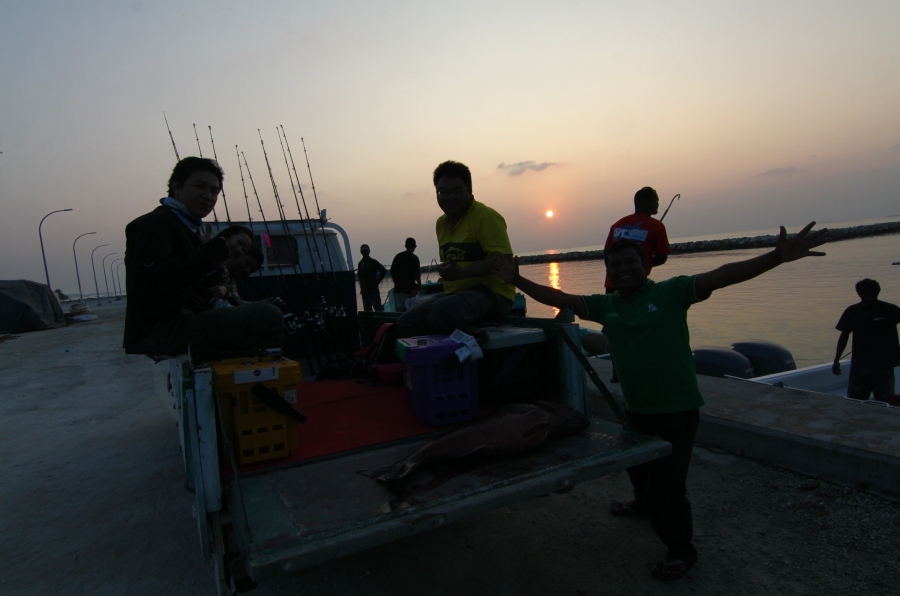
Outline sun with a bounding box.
[545,210,554,218]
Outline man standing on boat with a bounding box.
[492,222,830,581]
[390,237,421,312]
[604,187,670,382]
[832,278,900,402]
[123,157,283,356]
[357,244,387,312]
[397,160,514,336]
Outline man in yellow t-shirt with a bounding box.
[397,160,515,337]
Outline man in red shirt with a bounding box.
[603,187,670,382]
[604,186,670,290]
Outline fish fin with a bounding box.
[357,460,419,482]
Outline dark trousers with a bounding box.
[141,303,284,355]
[847,366,896,402]
[396,285,512,337]
[361,290,383,312]
[626,408,700,561]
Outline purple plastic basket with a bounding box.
[397,336,479,426]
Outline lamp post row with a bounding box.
[109,258,123,301]
[90,244,109,307]
[42,209,126,305]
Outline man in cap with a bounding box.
[390,237,422,312]
[357,244,387,312]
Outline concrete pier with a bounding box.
[588,358,900,497]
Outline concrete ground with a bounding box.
[2,302,898,595]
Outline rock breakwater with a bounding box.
[512,221,900,266]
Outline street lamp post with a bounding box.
[90,244,109,307]
[115,262,125,300]
[110,258,123,300]
[39,209,73,291]
[72,232,97,302]
[101,252,117,303]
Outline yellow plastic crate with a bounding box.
[211,357,302,465]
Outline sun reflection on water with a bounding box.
[547,262,560,316]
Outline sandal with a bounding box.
[651,554,696,581]
[608,500,646,516]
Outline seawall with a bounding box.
[511,221,900,266]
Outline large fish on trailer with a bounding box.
[358,401,591,482]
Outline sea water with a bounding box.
[518,234,900,368]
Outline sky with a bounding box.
[2,1,899,294]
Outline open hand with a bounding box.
[490,254,519,284]
[775,222,830,263]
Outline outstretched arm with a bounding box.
[491,255,587,318]
[695,222,829,301]
[832,331,850,375]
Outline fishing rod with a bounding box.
[241,149,304,330]
[258,130,327,370]
[300,137,322,218]
[192,123,204,158]
[208,126,231,222]
[296,133,342,293]
[236,145,253,223]
[241,149,288,294]
[659,193,680,222]
[193,123,219,223]
[279,126,334,284]
[163,112,180,160]
[279,126,350,359]
[276,128,323,282]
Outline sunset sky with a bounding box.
[2,1,899,294]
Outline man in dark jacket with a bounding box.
[357,244,387,312]
[123,157,283,356]
[390,237,421,312]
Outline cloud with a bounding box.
[889,142,900,152]
[757,166,799,177]
[497,161,559,176]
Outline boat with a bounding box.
[751,361,900,405]
[384,281,528,315]
[690,340,900,406]
[383,259,529,314]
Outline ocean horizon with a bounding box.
[517,214,900,258]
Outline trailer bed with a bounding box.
[233,419,669,580]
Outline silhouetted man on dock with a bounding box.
[832,278,900,402]
[123,157,283,357]
[390,237,421,312]
[358,244,387,312]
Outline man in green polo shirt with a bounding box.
[397,160,515,336]
[492,222,830,581]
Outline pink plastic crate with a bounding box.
[396,336,479,426]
